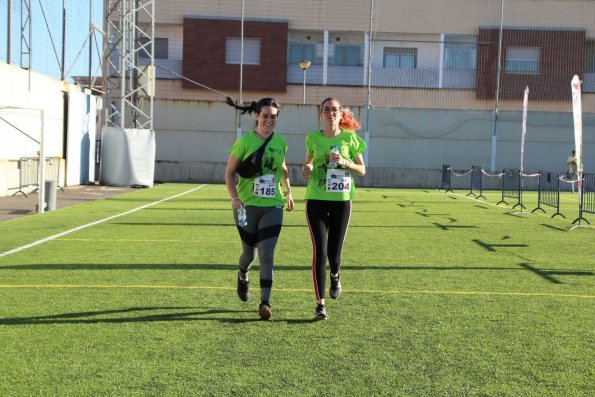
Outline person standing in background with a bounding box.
[302,97,366,321]
[566,149,577,180]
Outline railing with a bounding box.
[531,171,565,218]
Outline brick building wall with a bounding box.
[182,17,288,92]
[476,27,585,100]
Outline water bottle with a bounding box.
[237,206,247,227]
[328,145,339,169]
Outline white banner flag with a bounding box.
[521,86,529,174]
[571,75,583,196]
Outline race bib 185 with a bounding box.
[254,174,277,198]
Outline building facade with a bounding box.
[135,0,595,187]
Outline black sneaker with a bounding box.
[329,273,341,299]
[259,301,272,320]
[237,272,250,302]
[313,303,327,321]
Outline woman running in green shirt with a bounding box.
[302,97,366,320]
[225,97,294,321]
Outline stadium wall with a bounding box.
[152,99,594,189]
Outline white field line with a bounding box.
[0,185,207,258]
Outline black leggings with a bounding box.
[305,199,352,300]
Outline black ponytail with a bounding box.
[226,96,281,116]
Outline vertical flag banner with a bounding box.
[521,86,529,174]
[571,75,583,197]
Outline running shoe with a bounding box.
[237,271,250,302]
[313,303,327,321]
[259,301,272,320]
[329,273,342,299]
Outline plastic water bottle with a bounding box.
[328,145,339,169]
[237,207,247,227]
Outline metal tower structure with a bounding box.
[103,0,155,130]
[20,0,31,69]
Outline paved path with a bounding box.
[0,185,136,222]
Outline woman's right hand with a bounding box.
[231,197,243,209]
[302,163,313,178]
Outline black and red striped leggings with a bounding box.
[305,199,352,301]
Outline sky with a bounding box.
[0,0,103,83]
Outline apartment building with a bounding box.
[138,0,595,186]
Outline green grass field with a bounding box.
[0,183,593,396]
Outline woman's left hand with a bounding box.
[286,194,295,212]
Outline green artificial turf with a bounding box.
[0,183,593,396]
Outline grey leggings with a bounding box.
[233,205,283,298]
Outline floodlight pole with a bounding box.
[38,109,45,214]
[7,0,11,63]
[490,0,504,172]
[364,0,374,166]
[237,0,244,140]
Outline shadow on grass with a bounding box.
[518,263,593,284]
[0,306,324,325]
[108,222,441,228]
[0,263,554,272]
[0,306,262,325]
[472,239,528,252]
[541,223,568,232]
[2,263,591,276]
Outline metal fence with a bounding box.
[11,157,61,197]
[439,164,452,192]
[573,173,595,225]
[497,168,525,209]
[467,165,485,199]
[531,171,564,218]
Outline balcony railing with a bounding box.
[287,64,476,89]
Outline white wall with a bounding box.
[0,63,98,196]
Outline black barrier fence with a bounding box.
[467,165,486,199]
[497,168,525,209]
[440,164,452,192]
[573,173,595,225]
[532,171,565,218]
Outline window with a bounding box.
[225,38,261,65]
[138,37,169,60]
[444,35,477,70]
[585,40,595,73]
[383,47,417,69]
[329,45,361,67]
[506,47,540,74]
[288,43,316,65]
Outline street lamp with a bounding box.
[298,60,311,104]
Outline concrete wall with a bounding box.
[0,64,67,196]
[152,99,594,189]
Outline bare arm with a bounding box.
[328,152,366,176]
[302,153,314,178]
[281,160,294,211]
[225,154,243,209]
[344,154,366,176]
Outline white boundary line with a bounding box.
[0,185,207,258]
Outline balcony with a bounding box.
[287,64,476,89]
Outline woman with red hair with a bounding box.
[302,97,366,320]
